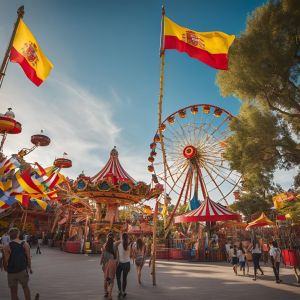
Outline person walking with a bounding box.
[229,244,239,275]
[1,232,10,246]
[36,234,42,255]
[269,241,281,283]
[0,243,3,271]
[250,237,264,281]
[262,242,269,265]
[134,238,146,284]
[2,227,36,300]
[225,240,231,263]
[100,236,117,299]
[116,233,131,298]
[237,244,246,276]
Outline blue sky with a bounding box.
[0,0,295,191]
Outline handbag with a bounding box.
[245,252,253,261]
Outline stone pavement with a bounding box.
[0,247,300,300]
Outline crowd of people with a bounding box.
[225,237,282,283]
[0,226,297,299]
[100,232,148,299]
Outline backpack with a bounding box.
[5,241,27,273]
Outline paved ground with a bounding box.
[0,247,300,300]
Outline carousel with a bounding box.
[57,147,162,253]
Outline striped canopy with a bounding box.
[246,212,274,229]
[174,197,240,223]
[91,147,135,184]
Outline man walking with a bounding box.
[269,241,282,283]
[36,233,42,255]
[3,227,34,300]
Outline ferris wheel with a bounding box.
[147,104,241,210]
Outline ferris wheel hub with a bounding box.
[183,145,197,159]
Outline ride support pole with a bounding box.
[22,210,27,231]
[152,197,159,286]
[157,6,168,216]
[83,215,89,254]
[0,6,24,89]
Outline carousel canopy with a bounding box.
[246,212,274,229]
[174,197,240,223]
[91,147,135,184]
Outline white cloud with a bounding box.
[0,71,123,179]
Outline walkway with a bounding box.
[0,247,299,299]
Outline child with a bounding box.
[237,244,246,276]
[269,241,281,283]
[229,245,239,275]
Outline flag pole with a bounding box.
[152,5,166,287]
[0,5,25,89]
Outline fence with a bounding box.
[156,238,226,262]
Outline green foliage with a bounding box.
[230,192,272,222]
[279,198,300,224]
[217,0,300,200]
[294,172,300,188]
[225,104,300,191]
[217,0,300,127]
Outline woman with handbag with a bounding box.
[100,235,118,299]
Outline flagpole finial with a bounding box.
[17,6,25,18]
[162,5,165,15]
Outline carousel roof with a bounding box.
[174,197,240,223]
[91,147,135,184]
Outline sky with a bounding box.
[0,0,297,196]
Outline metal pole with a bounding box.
[0,6,25,89]
[152,198,159,286]
[152,5,166,286]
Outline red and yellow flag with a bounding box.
[164,16,235,70]
[10,19,53,86]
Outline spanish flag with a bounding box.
[164,16,235,70]
[10,19,53,86]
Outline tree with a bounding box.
[224,104,299,191]
[217,0,300,193]
[217,0,300,128]
[230,193,272,223]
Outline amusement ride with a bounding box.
[148,104,242,228]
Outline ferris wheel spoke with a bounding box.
[197,113,217,146]
[176,118,193,145]
[199,124,231,149]
[203,115,230,143]
[165,168,191,230]
[156,175,181,196]
[164,123,190,147]
[216,178,241,203]
[202,164,228,205]
[206,161,241,181]
[205,159,240,180]
[162,163,189,191]
[163,134,186,147]
[209,128,232,146]
[203,163,237,188]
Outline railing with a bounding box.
[156,238,226,262]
